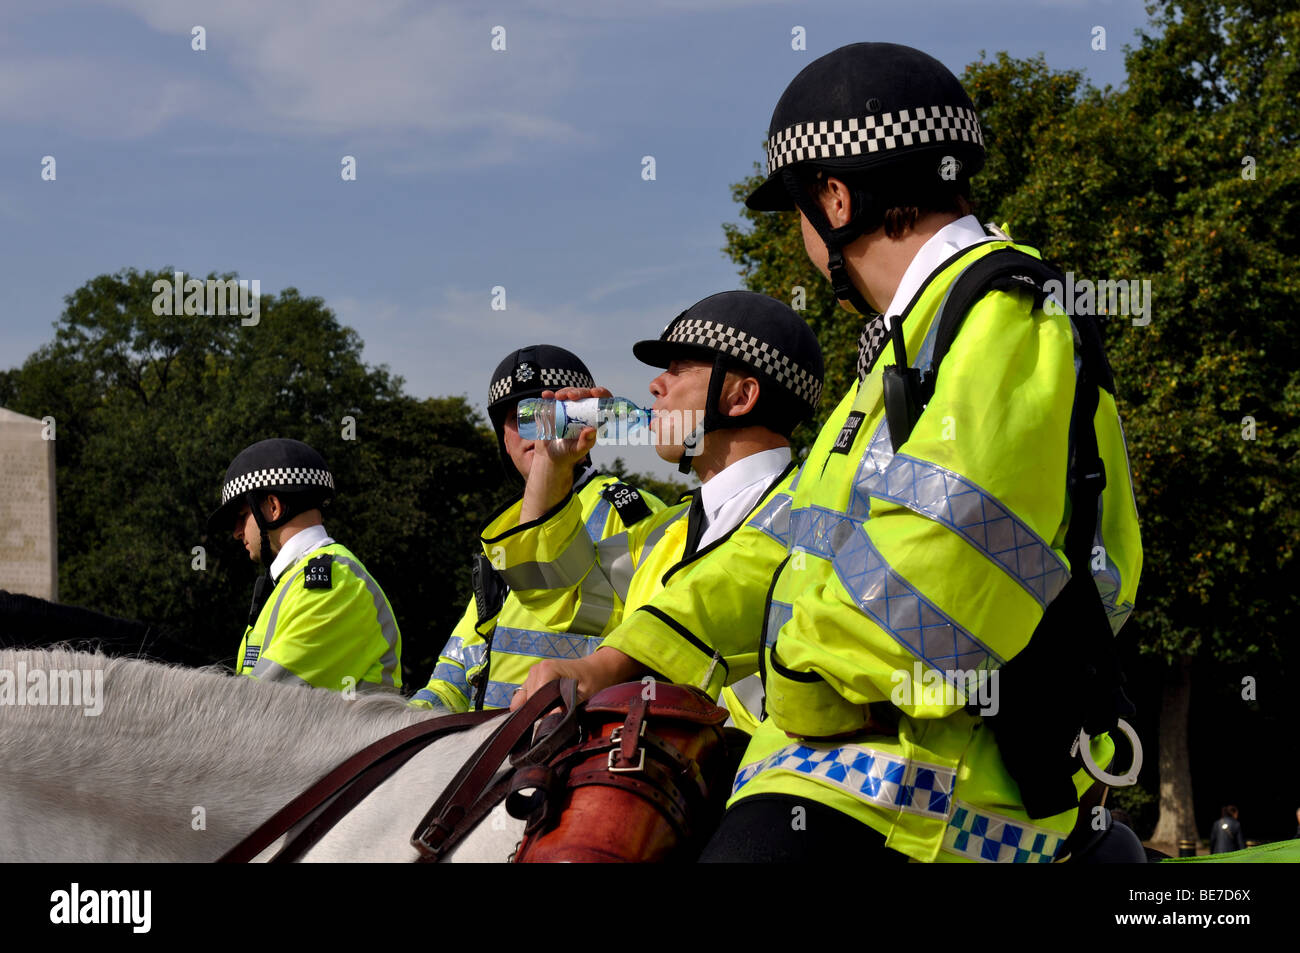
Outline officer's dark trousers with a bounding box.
[698,794,911,863]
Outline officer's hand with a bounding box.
[510,648,647,711]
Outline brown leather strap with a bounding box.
[218,708,503,863]
[411,679,571,862]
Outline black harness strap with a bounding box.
[879,245,1133,818]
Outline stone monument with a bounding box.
[0,408,57,601]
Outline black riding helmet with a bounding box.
[487,345,596,483]
[206,438,335,538]
[746,42,986,318]
[206,437,336,625]
[634,291,824,473]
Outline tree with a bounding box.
[1,268,512,688]
[722,1,1299,846]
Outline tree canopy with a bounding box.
[1,268,512,687]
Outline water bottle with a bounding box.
[516,397,651,441]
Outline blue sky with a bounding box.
[1,0,1153,482]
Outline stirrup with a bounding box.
[1074,718,1142,787]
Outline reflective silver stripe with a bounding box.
[642,506,688,555]
[571,561,617,634]
[765,599,793,648]
[334,554,401,689]
[248,658,312,687]
[498,534,596,592]
[850,420,1069,608]
[1090,496,1132,633]
[584,499,612,541]
[791,507,1002,678]
[597,531,635,602]
[261,566,309,652]
[725,673,765,721]
[492,625,601,661]
[599,506,688,601]
[746,492,793,546]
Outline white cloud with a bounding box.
[4,0,585,150]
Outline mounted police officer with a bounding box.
[504,291,823,733]
[410,345,664,712]
[691,42,1144,862]
[207,438,402,693]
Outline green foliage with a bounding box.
[1,268,512,687]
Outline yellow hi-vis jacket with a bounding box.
[410,472,663,711]
[474,461,800,733]
[236,542,402,693]
[731,238,1143,863]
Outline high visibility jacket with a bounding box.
[236,542,402,693]
[479,462,800,732]
[410,473,662,712]
[731,238,1143,862]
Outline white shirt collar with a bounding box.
[270,523,333,582]
[699,446,791,526]
[884,215,992,326]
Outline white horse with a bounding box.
[0,647,526,862]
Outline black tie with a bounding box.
[683,493,708,557]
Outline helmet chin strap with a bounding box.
[677,352,755,475]
[781,168,879,320]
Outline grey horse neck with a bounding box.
[0,647,432,862]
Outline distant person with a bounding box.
[207,438,402,693]
[1293,806,1299,839]
[1209,805,1246,854]
[409,346,663,712]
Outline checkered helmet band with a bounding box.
[221,466,335,505]
[666,318,822,409]
[488,366,595,405]
[765,105,983,176]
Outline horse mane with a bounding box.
[0,646,432,860]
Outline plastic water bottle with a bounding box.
[516,397,651,441]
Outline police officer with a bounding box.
[505,292,823,732]
[207,438,402,692]
[410,346,663,712]
[695,42,1144,863]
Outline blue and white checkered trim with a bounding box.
[732,742,954,820]
[942,800,1066,863]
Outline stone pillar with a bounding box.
[0,408,58,601]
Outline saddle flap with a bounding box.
[582,681,729,727]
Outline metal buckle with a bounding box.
[1074,718,1143,787]
[608,721,646,745]
[608,747,645,773]
[608,720,647,773]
